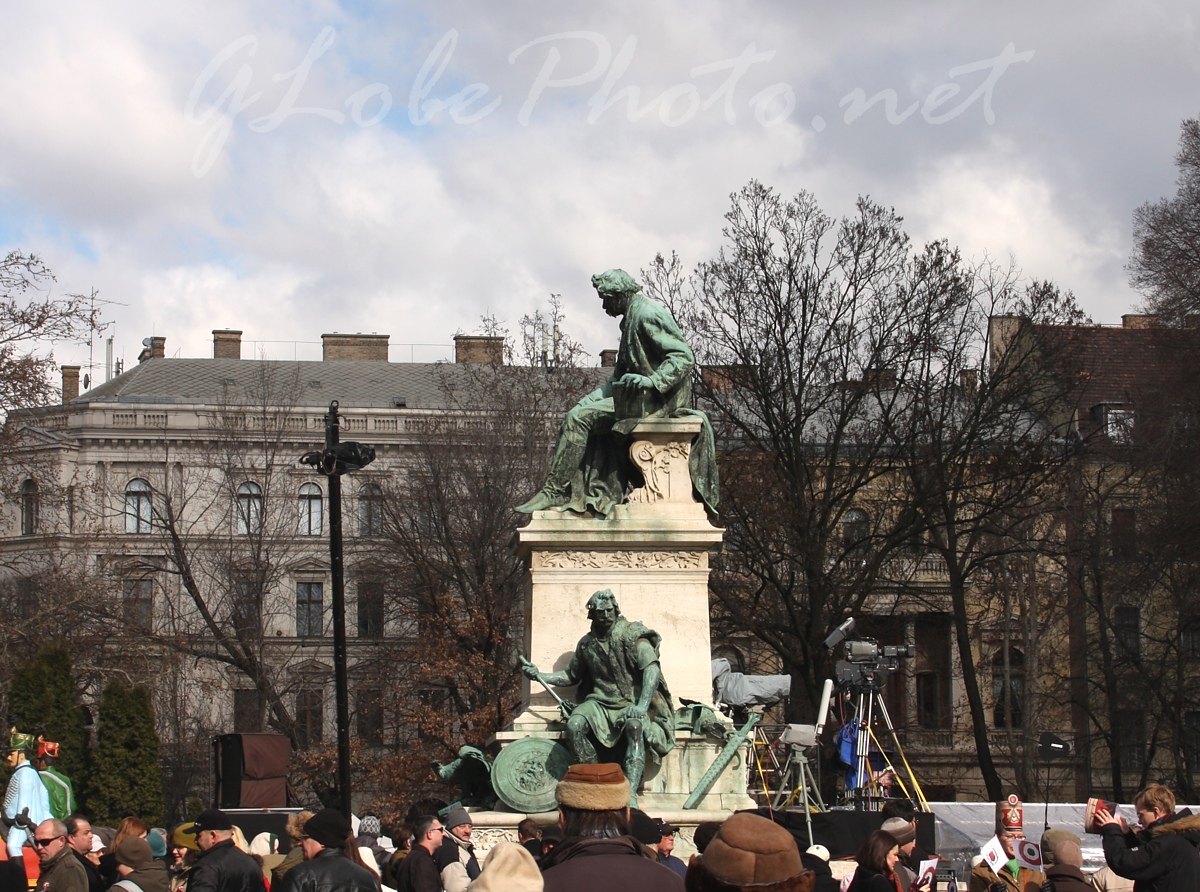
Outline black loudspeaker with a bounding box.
[213,733,291,808]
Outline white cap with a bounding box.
[806,844,831,861]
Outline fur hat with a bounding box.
[687,813,813,892]
[1040,828,1081,866]
[555,763,631,811]
[469,842,543,892]
[115,837,153,869]
[881,818,916,846]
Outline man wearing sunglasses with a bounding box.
[33,818,88,892]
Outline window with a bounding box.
[1111,508,1137,561]
[298,483,322,536]
[20,480,38,536]
[123,578,154,628]
[1106,408,1134,444]
[843,508,870,552]
[296,689,323,748]
[297,582,324,637]
[358,484,384,536]
[236,482,262,535]
[913,613,952,728]
[233,690,263,733]
[1186,711,1200,769]
[14,577,37,620]
[232,575,261,636]
[1116,709,1145,772]
[356,688,384,746]
[357,581,385,639]
[125,479,153,533]
[1182,619,1200,657]
[992,647,1025,728]
[1115,605,1141,661]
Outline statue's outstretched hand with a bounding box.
[518,656,541,681]
[617,373,653,391]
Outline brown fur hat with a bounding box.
[686,813,814,892]
[555,763,631,810]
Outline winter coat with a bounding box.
[115,859,171,892]
[36,845,89,892]
[1043,865,1093,892]
[71,850,104,892]
[970,860,1046,892]
[1101,809,1200,892]
[802,852,841,892]
[393,846,439,892]
[275,849,378,892]
[186,840,267,892]
[848,866,900,892]
[541,836,684,892]
[434,834,480,892]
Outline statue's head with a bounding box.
[586,589,621,630]
[591,269,641,318]
[7,727,35,766]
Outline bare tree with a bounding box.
[369,303,598,768]
[1129,118,1200,324]
[643,183,988,721]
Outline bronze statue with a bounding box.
[515,269,718,517]
[520,590,674,806]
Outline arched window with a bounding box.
[298,483,322,536]
[843,508,870,552]
[359,484,384,536]
[125,479,153,533]
[992,647,1025,728]
[236,482,263,535]
[20,480,38,536]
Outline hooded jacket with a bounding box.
[1101,809,1200,892]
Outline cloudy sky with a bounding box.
[2,2,1198,382]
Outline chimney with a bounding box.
[454,335,505,364]
[213,329,243,359]
[138,336,166,364]
[988,314,1024,375]
[61,366,80,404]
[321,333,390,361]
[600,349,618,368]
[1122,314,1157,330]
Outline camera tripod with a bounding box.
[843,678,927,811]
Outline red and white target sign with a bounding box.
[1015,840,1043,870]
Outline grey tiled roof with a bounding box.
[75,358,465,410]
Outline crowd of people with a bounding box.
[10,757,1200,892]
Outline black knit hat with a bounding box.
[304,809,352,848]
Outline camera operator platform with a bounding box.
[824,618,930,812]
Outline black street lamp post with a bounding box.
[300,400,375,818]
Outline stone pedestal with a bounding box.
[498,416,754,812]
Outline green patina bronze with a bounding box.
[491,737,576,813]
[519,589,674,807]
[515,268,718,518]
